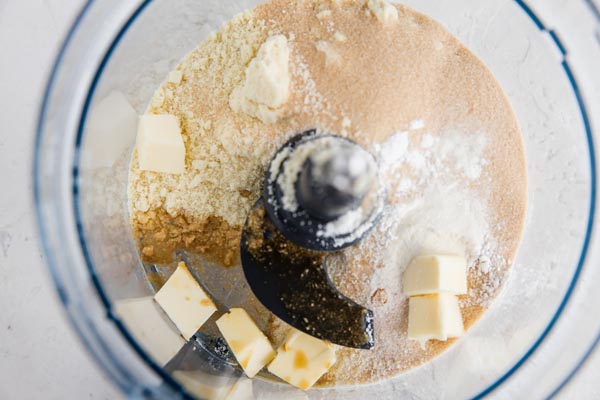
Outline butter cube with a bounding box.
[216,308,276,378]
[267,330,336,390]
[136,114,185,173]
[114,297,185,365]
[154,262,217,340]
[408,293,464,344]
[403,255,468,296]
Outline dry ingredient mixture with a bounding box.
[128,0,527,386]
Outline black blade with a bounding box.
[241,200,374,350]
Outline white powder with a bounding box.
[317,208,364,237]
[436,132,489,180]
[376,131,408,165]
[420,133,434,148]
[275,137,332,212]
[377,129,489,182]
[383,185,489,270]
[350,122,493,283]
[409,119,425,130]
[406,151,426,170]
[367,125,495,306]
[396,178,414,194]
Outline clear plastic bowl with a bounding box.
[34,0,600,399]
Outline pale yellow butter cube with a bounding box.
[114,297,185,365]
[136,114,185,173]
[267,330,336,390]
[408,293,464,344]
[154,262,217,340]
[403,255,468,296]
[216,308,276,378]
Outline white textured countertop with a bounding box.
[0,1,598,399]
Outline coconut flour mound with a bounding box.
[128,0,527,386]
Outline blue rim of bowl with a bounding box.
[33,0,598,399]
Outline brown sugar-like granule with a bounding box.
[133,208,241,267]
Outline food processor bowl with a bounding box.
[34,0,600,399]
